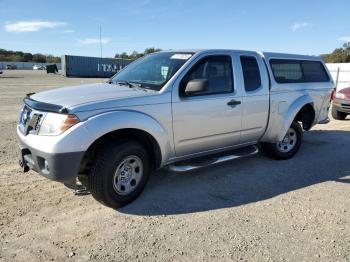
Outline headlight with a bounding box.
[38,113,80,136]
[335,92,346,100]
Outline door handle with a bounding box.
[227,99,241,107]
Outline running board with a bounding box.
[318,117,330,124]
[167,145,259,173]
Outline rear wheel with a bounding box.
[331,106,347,120]
[88,140,151,209]
[261,121,303,160]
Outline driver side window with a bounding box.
[180,55,234,96]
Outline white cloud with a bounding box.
[4,20,67,32]
[291,22,312,32]
[60,29,75,33]
[78,38,111,45]
[337,36,350,42]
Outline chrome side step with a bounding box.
[167,145,259,173]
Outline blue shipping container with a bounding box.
[61,55,132,78]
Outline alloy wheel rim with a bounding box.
[113,155,143,195]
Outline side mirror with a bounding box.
[185,79,208,95]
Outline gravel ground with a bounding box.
[0,70,349,262]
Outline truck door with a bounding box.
[172,54,243,157]
[235,51,270,143]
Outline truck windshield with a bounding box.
[111,52,193,91]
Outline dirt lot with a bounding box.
[0,70,349,261]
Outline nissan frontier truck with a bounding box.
[18,50,333,208]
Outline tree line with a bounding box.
[116,44,350,64]
[0,49,61,63]
[115,47,162,60]
[320,42,350,63]
[1,43,349,64]
[115,42,350,63]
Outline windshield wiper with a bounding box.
[115,80,142,88]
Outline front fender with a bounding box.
[53,110,172,166]
[261,95,314,142]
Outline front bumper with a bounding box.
[333,99,350,114]
[18,137,84,184]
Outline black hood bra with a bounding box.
[24,94,69,114]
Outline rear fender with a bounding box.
[261,95,314,142]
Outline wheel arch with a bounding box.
[75,110,172,175]
[80,128,163,175]
[294,103,316,131]
[280,95,316,140]
[260,95,316,142]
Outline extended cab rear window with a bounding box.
[240,56,262,92]
[270,59,329,83]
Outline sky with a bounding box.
[0,0,349,58]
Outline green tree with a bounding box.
[130,51,143,59]
[144,47,162,55]
[32,54,46,63]
[46,55,61,63]
[114,47,162,60]
[0,48,60,63]
[22,53,33,62]
[321,42,350,63]
[115,52,129,59]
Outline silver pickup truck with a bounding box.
[17,50,333,208]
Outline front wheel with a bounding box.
[88,140,151,209]
[261,121,303,160]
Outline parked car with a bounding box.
[332,87,350,120]
[33,65,46,70]
[6,65,17,70]
[17,50,333,209]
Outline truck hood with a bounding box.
[30,83,154,108]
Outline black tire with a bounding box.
[261,121,303,160]
[331,106,347,120]
[88,140,151,209]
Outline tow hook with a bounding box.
[19,159,30,172]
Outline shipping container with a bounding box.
[61,55,132,78]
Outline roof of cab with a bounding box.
[261,51,322,61]
[159,49,322,61]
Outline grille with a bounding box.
[341,104,350,110]
[19,106,43,135]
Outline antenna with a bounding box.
[99,24,103,58]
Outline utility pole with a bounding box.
[99,24,103,58]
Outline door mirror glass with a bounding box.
[185,79,208,95]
